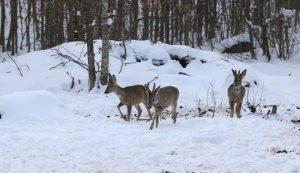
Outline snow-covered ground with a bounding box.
[0,40,300,173]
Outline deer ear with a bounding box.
[240,69,247,78]
[107,73,112,81]
[154,86,161,94]
[232,69,237,77]
[112,74,116,81]
[144,83,150,91]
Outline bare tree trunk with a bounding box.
[18,0,23,50]
[41,0,45,49]
[7,0,18,55]
[245,0,256,59]
[0,0,5,52]
[115,0,124,40]
[174,0,179,43]
[142,0,149,40]
[163,0,170,44]
[82,0,96,91]
[170,0,174,44]
[100,0,109,85]
[159,1,164,42]
[14,0,18,54]
[154,1,159,42]
[196,0,203,47]
[26,0,31,52]
[131,0,138,40]
[32,0,40,40]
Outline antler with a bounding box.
[153,83,156,91]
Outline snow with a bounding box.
[217,33,251,50]
[281,8,295,18]
[0,40,300,173]
[0,90,66,122]
[107,18,113,26]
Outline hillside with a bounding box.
[0,40,300,173]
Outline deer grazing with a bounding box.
[228,69,247,118]
[144,83,179,130]
[104,74,152,121]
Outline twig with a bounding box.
[7,53,23,77]
[119,58,125,74]
[122,39,127,60]
[66,71,75,90]
[258,82,265,114]
[178,72,191,76]
[60,45,86,65]
[125,61,139,65]
[209,81,216,118]
[49,61,69,70]
[52,48,88,71]
[147,75,159,84]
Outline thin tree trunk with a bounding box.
[41,0,45,49]
[100,0,109,85]
[32,0,40,40]
[154,1,159,42]
[18,0,24,50]
[159,1,164,42]
[131,0,138,40]
[83,0,96,90]
[142,0,149,40]
[164,0,169,44]
[0,0,5,52]
[115,0,124,40]
[26,0,31,52]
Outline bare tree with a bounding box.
[0,0,5,52]
[6,0,18,55]
[82,0,96,91]
[100,0,110,85]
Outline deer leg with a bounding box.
[126,105,132,122]
[144,103,152,120]
[171,104,177,124]
[229,100,234,118]
[236,102,242,118]
[117,103,125,120]
[156,112,159,128]
[150,109,160,130]
[150,113,157,130]
[155,108,163,128]
[135,105,142,121]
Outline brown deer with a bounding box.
[104,74,152,121]
[228,69,247,118]
[144,83,179,130]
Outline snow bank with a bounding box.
[0,90,66,122]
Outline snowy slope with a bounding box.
[0,40,300,173]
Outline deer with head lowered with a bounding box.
[228,69,247,118]
[104,74,152,121]
[144,83,179,130]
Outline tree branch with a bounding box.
[7,53,23,77]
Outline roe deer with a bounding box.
[228,69,247,118]
[144,83,179,130]
[104,74,152,121]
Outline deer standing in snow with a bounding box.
[144,83,179,130]
[104,74,152,121]
[228,69,247,118]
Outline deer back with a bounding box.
[105,74,147,105]
[155,86,179,109]
[120,85,147,105]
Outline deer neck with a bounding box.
[153,88,161,105]
[114,85,125,99]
